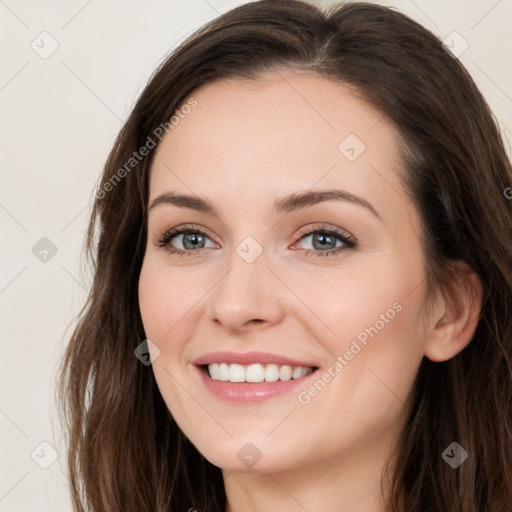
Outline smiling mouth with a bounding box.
[201,363,319,383]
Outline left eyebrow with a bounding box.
[274,189,382,221]
[148,188,382,221]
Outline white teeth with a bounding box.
[246,363,265,382]
[229,364,245,382]
[209,363,220,380]
[265,363,279,382]
[218,363,230,381]
[206,363,314,383]
[292,367,303,379]
[279,365,292,381]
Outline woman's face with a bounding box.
[138,70,432,474]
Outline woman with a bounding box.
[58,1,512,510]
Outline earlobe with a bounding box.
[424,263,483,363]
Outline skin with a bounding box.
[138,70,482,512]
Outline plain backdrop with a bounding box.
[1,0,511,510]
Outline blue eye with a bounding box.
[155,224,217,257]
[294,224,356,257]
[155,223,356,258]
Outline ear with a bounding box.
[424,261,483,362]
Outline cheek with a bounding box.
[138,257,193,340]
[138,263,166,339]
[138,264,162,338]
[307,253,428,406]
[302,260,422,351]
[319,277,427,416]
[138,259,196,416]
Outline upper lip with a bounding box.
[192,351,318,368]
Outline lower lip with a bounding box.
[195,365,317,403]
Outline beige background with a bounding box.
[0,0,510,510]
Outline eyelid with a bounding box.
[294,223,355,244]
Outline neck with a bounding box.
[223,431,399,512]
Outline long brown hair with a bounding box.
[57,1,512,510]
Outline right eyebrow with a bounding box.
[148,192,217,216]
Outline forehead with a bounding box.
[148,70,410,223]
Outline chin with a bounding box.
[190,435,305,474]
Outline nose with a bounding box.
[207,246,286,335]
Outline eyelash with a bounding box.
[154,223,357,258]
